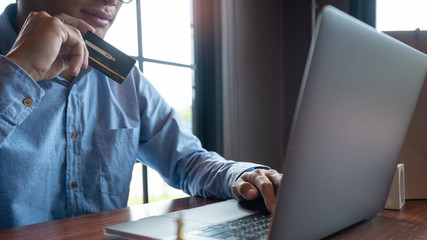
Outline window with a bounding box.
[106,0,194,133]
[376,0,427,31]
[0,1,14,15]
[106,0,193,205]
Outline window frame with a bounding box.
[132,0,198,204]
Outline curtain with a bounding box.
[349,0,376,27]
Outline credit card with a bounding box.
[83,31,136,84]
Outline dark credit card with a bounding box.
[83,31,136,84]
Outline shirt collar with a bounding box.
[0,4,18,55]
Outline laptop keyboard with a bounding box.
[188,213,271,240]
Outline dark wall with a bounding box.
[221,0,287,170]
[281,1,313,171]
[317,0,350,14]
[194,0,374,170]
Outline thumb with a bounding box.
[239,183,259,200]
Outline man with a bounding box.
[0,0,282,229]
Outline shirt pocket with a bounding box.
[95,128,139,195]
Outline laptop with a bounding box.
[104,5,427,240]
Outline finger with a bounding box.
[243,170,282,190]
[265,170,283,188]
[60,26,87,76]
[83,40,89,69]
[233,179,259,201]
[50,54,67,78]
[241,170,277,212]
[55,13,96,35]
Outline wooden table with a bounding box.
[327,200,427,239]
[0,198,426,239]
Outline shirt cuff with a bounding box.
[0,56,44,125]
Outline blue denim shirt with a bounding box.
[0,4,261,229]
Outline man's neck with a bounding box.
[14,1,39,33]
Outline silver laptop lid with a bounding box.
[269,5,427,240]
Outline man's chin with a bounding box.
[93,29,108,39]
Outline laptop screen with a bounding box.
[269,5,427,240]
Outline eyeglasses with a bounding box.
[119,0,133,3]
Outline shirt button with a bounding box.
[22,98,33,107]
[70,131,77,139]
[71,182,78,189]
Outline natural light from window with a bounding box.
[106,0,193,205]
[106,0,194,130]
[377,0,427,31]
[0,1,14,14]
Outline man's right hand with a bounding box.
[6,11,95,82]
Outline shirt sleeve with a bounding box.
[134,71,268,199]
[0,56,45,147]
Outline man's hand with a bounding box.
[6,11,95,82]
[232,169,282,213]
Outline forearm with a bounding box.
[175,152,266,199]
[135,75,268,199]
